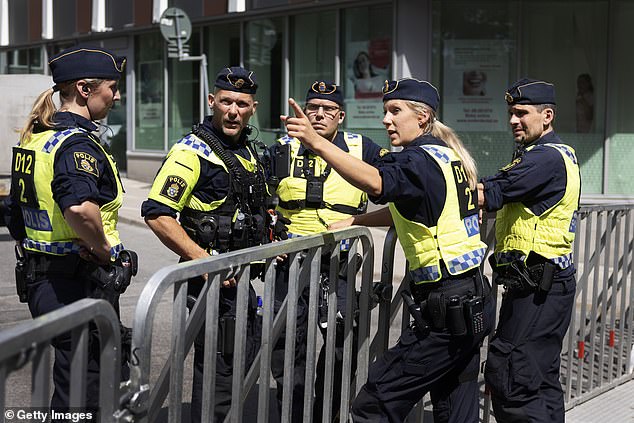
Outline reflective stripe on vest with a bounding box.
[23,239,125,257]
[15,128,123,256]
[276,132,368,235]
[494,143,580,269]
[389,144,487,283]
[172,133,258,213]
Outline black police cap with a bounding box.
[305,81,344,107]
[505,78,556,105]
[382,78,440,112]
[48,46,126,84]
[214,67,258,94]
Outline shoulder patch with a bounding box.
[500,157,522,172]
[379,148,390,157]
[74,152,99,177]
[159,175,188,203]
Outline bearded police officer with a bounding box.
[141,67,282,422]
[478,79,580,422]
[7,46,134,416]
[269,80,386,421]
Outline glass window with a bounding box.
[342,4,392,148]
[245,17,285,144]
[518,1,607,195]
[6,47,43,74]
[53,0,77,39]
[7,49,29,74]
[135,33,165,151]
[8,0,28,45]
[204,23,241,84]
[432,1,518,180]
[28,47,44,74]
[170,0,203,19]
[432,1,607,194]
[168,29,201,146]
[607,1,634,195]
[290,11,336,101]
[249,0,288,9]
[107,0,133,30]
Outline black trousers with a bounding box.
[190,282,261,423]
[271,251,358,423]
[27,272,127,421]
[351,274,494,423]
[271,259,309,422]
[485,273,576,423]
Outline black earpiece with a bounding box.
[82,86,90,93]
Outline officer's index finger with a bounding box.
[288,98,306,118]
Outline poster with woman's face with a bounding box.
[346,40,390,100]
[344,39,391,128]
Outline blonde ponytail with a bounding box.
[406,100,479,190]
[18,88,57,146]
[430,120,478,190]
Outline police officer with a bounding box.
[141,66,280,422]
[7,46,130,414]
[478,79,580,422]
[269,81,386,421]
[283,78,494,422]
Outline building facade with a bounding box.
[1,0,632,196]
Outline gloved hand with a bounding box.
[267,210,291,241]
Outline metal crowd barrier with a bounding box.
[120,204,634,422]
[561,204,634,408]
[0,298,122,423]
[124,226,374,423]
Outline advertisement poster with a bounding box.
[138,61,163,128]
[442,40,508,132]
[344,39,390,128]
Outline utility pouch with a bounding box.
[87,250,138,305]
[305,180,324,206]
[427,291,446,330]
[197,215,218,247]
[274,143,291,180]
[446,295,467,336]
[14,244,28,303]
[497,260,538,293]
[219,317,236,356]
[539,261,556,292]
[463,296,485,336]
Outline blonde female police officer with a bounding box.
[478,79,580,422]
[7,46,128,414]
[282,78,494,422]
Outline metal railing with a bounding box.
[0,299,122,423]
[561,204,634,408]
[121,204,634,422]
[125,227,374,423]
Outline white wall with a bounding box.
[0,75,52,194]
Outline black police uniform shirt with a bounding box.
[141,116,254,218]
[370,134,448,228]
[268,131,385,175]
[481,131,575,278]
[7,112,121,240]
